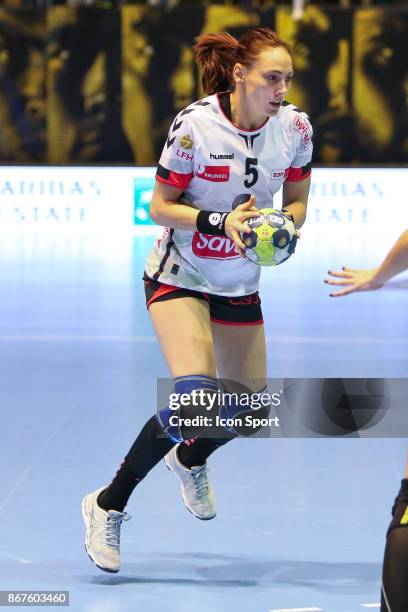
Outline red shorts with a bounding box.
[143,274,263,326]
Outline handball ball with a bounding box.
[241,208,297,266]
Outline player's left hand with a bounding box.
[324,267,384,297]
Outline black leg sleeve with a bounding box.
[98,416,175,512]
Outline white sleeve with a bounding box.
[156,112,195,190]
[286,112,313,182]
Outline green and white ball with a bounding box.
[241,208,297,266]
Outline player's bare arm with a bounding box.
[281,175,310,229]
[150,181,198,230]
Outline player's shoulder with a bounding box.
[173,95,218,130]
[277,101,313,130]
[276,101,313,152]
[165,96,216,149]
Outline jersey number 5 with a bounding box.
[244,158,258,188]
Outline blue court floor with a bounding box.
[0,229,407,612]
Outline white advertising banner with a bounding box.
[306,167,407,230]
[0,166,153,231]
[0,166,406,235]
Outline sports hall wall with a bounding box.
[0,4,407,166]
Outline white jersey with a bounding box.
[145,93,313,296]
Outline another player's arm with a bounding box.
[150,180,259,255]
[326,229,408,297]
[365,229,408,283]
[281,175,310,229]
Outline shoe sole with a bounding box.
[81,494,119,573]
[164,457,216,521]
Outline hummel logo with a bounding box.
[210,153,234,160]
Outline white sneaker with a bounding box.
[164,446,216,520]
[81,486,131,573]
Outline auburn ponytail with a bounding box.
[194,28,292,96]
[193,32,239,95]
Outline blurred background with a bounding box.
[0,0,407,165]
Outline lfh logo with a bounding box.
[238,132,260,150]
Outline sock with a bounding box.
[98,415,174,512]
[381,479,408,611]
[177,436,234,469]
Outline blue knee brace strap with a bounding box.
[157,375,218,443]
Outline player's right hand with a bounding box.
[225,195,260,257]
